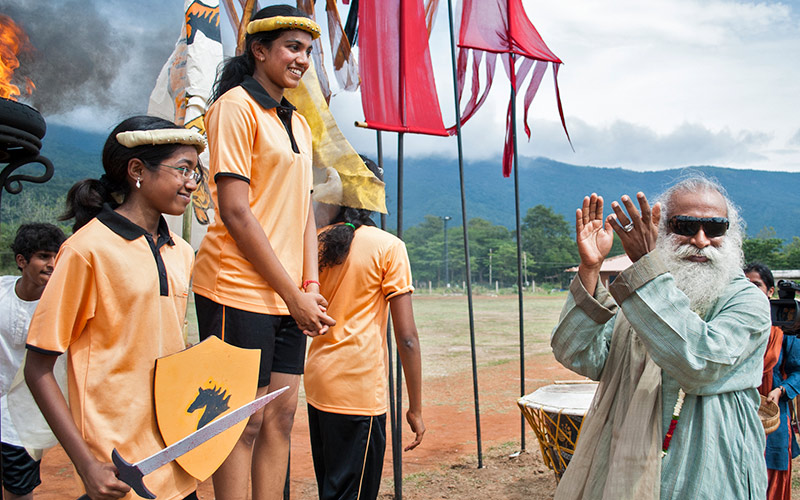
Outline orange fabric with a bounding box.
[26,217,196,500]
[766,415,792,500]
[193,86,313,314]
[760,325,784,396]
[304,226,413,415]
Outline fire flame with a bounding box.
[0,14,35,101]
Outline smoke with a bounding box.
[1,0,180,123]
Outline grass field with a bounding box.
[410,292,567,379]
[184,291,570,383]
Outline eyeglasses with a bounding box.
[668,215,729,238]
[156,164,202,183]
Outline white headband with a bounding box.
[116,129,206,153]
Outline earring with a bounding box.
[136,178,141,189]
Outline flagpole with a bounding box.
[378,130,401,495]
[394,131,405,500]
[446,0,483,469]
[509,53,527,452]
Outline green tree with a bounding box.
[742,236,786,269]
[404,215,446,285]
[404,216,518,287]
[450,218,513,284]
[783,237,800,269]
[521,205,579,283]
[490,240,521,286]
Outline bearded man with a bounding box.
[550,176,770,500]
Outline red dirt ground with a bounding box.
[28,355,800,499]
[32,356,577,499]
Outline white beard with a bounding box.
[656,233,743,317]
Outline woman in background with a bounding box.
[746,261,800,500]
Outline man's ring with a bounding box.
[622,222,634,232]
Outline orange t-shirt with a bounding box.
[26,208,196,499]
[304,226,414,415]
[193,80,313,315]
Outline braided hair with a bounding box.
[318,156,383,270]
[318,208,376,270]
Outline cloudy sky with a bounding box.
[3,0,799,172]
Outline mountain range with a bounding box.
[34,123,800,241]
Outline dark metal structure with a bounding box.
[0,98,54,229]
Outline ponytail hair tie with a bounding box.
[344,223,356,230]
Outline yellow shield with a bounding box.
[154,336,260,480]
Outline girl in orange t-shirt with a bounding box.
[24,116,203,500]
[191,5,334,499]
[306,157,424,500]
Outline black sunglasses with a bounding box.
[668,215,729,238]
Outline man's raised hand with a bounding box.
[608,192,661,262]
[575,194,614,295]
[576,194,614,269]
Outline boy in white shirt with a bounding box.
[1,223,65,500]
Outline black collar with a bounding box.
[96,204,175,248]
[241,75,296,113]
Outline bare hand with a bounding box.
[404,409,425,451]
[79,459,130,499]
[767,387,782,406]
[288,291,335,337]
[576,193,614,270]
[607,192,661,262]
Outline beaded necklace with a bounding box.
[661,388,686,458]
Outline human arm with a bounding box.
[216,176,334,334]
[301,198,329,336]
[606,192,661,263]
[389,292,425,451]
[771,335,800,405]
[609,254,771,394]
[25,350,130,499]
[575,193,615,296]
[550,275,618,380]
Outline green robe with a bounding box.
[551,251,770,499]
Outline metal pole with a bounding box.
[441,215,451,286]
[377,130,400,498]
[446,0,483,468]
[510,53,526,452]
[394,132,405,499]
[489,248,493,286]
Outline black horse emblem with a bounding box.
[187,385,231,430]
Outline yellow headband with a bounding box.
[246,16,321,39]
[116,129,206,154]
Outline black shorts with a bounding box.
[195,294,307,387]
[1,442,41,495]
[308,405,387,500]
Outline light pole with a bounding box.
[523,251,528,287]
[441,215,452,287]
[488,248,493,286]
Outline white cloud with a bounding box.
[12,0,799,172]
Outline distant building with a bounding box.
[565,253,632,289]
[774,270,800,281]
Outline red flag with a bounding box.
[454,0,572,176]
[358,0,448,136]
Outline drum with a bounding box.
[517,382,597,480]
